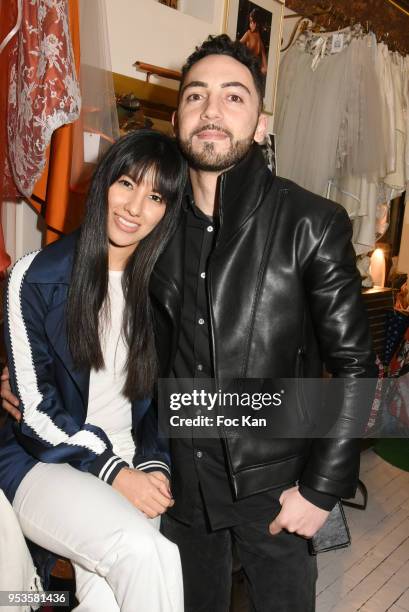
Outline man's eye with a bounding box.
[228,94,243,103]
[186,93,202,101]
[149,194,164,203]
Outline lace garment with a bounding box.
[7,0,81,198]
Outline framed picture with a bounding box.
[224,0,284,116]
[158,0,178,8]
[259,132,277,175]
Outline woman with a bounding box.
[240,9,268,76]
[0,130,187,611]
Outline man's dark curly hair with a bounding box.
[179,34,264,111]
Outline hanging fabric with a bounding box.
[384,52,406,191]
[0,0,20,275]
[0,0,22,54]
[71,0,119,192]
[275,27,386,198]
[275,24,409,256]
[6,0,81,200]
[38,0,119,244]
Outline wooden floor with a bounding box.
[317,449,409,612]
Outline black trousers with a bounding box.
[161,497,318,612]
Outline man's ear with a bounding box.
[254,113,268,144]
[171,110,178,134]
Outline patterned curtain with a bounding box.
[7,0,81,198]
[1,0,81,262]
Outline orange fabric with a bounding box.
[0,0,17,273]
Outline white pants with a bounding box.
[13,463,184,612]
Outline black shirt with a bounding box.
[168,195,337,528]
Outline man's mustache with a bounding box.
[191,124,233,139]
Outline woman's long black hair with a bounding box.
[67,129,187,400]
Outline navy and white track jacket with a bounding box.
[0,232,170,503]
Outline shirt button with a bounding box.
[197,364,203,371]
[198,318,205,325]
[207,226,214,233]
[196,450,203,459]
[200,272,206,279]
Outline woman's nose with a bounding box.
[124,195,143,216]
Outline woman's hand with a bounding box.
[112,467,174,518]
[1,366,21,422]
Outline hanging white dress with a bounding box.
[384,52,406,191]
[275,29,386,199]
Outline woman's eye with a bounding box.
[149,194,164,203]
[118,178,133,188]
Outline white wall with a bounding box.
[281,6,302,51]
[104,0,225,88]
[3,201,43,263]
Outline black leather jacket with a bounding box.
[150,144,377,501]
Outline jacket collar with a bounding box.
[217,143,274,244]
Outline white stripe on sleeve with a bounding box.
[7,252,106,455]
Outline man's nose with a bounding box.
[200,95,222,120]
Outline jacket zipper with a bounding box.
[295,346,309,422]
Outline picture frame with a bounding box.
[158,0,178,8]
[259,132,277,175]
[224,0,284,116]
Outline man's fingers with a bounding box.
[1,391,20,408]
[4,404,22,422]
[279,485,298,505]
[269,519,283,536]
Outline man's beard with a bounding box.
[178,124,256,172]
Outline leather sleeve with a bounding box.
[299,206,378,499]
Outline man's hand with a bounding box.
[1,366,21,422]
[112,467,174,518]
[269,486,330,539]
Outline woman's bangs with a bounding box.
[126,157,180,204]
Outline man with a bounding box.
[2,35,376,612]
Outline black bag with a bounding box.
[308,501,351,555]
